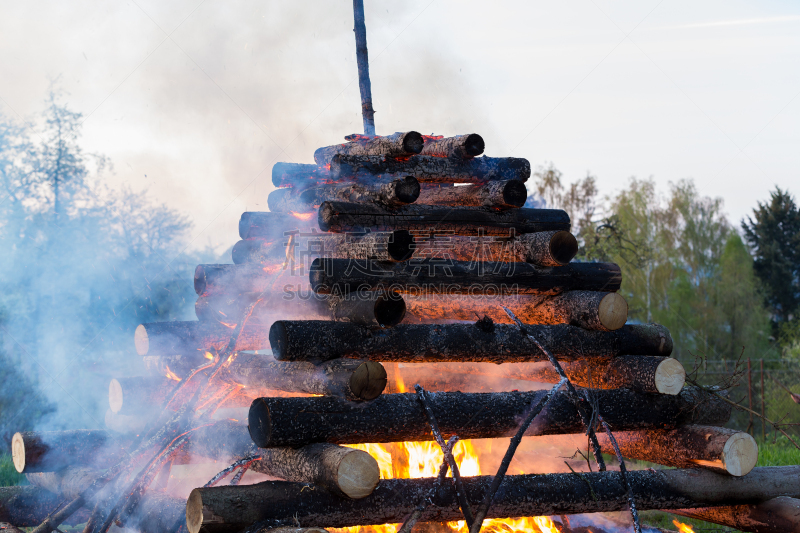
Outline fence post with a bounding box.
[760,358,766,440]
[746,358,753,435]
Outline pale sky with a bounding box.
[1,0,798,254]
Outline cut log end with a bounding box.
[337,449,381,499]
[392,176,421,204]
[374,296,406,327]
[655,358,686,395]
[349,361,388,401]
[108,378,123,413]
[11,432,25,473]
[719,432,759,476]
[186,489,203,533]
[549,231,579,265]
[464,133,485,157]
[502,180,528,208]
[134,324,149,356]
[402,132,424,154]
[387,230,415,261]
[598,293,628,331]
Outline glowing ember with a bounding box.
[672,519,695,533]
[204,352,214,360]
[289,211,314,221]
[421,134,444,142]
[219,322,237,329]
[164,365,181,382]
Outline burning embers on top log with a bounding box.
[5,131,778,533]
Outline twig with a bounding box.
[502,306,606,471]
[414,385,474,529]
[205,455,263,488]
[599,416,641,533]
[469,377,567,533]
[398,436,458,533]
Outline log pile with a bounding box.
[2,131,784,533]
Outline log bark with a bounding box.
[269,177,420,213]
[413,230,579,266]
[232,238,291,265]
[185,466,800,533]
[0,486,90,527]
[269,321,672,363]
[135,321,270,356]
[217,353,387,401]
[239,211,317,240]
[330,154,531,183]
[247,386,730,448]
[11,430,124,473]
[416,180,527,208]
[272,163,332,189]
[125,492,186,533]
[313,132,424,166]
[309,258,621,296]
[109,376,175,414]
[318,201,569,235]
[595,425,759,476]
[404,290,628,331]
[673,497,800,533]
[251,443,380,499]
[419,134,485,159]
[196,291,406,329]
[25,466,96,499]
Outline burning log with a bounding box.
[25,466,96,499]
[404,290,628,331]
[269,177,421,213]
[269,321,672,363]
[415,180,527,208]
[239,212,316,240]
[0,486,89,527]
[309,258,622,296]
[313,132,424,166]
[11,430,124,474]
[232,239,290,265]
[594,425,759,476]
[419,134,485,159]
[673,496,800,533]
[109,376,174,414]
[272,163,332,189]
[247,386,730,448]
[135,321,270,356]
[185,466,800,533]
[251,443,380,499]
[330,154,531,183]
[318,201,569,235]
[196,291,406,329]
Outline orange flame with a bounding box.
[673,519,695,533]
[204,352,214,360]
[164,365,181,382]
[289,211,314,221]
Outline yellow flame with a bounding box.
[164,365,181,382]
[673,519,695,533]
[204,351,214,360]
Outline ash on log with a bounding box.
[419,133,485,159]
[251,443,380,499]
[318,201,570,235]
[0,486,90,527]
[247,386,730,448]
[405,290,628,331]
[11,430,124,473]
[185,466,800,533]
[330,154,531,183]
[239,212,316,240]
[673,497,800,533]
[196,291,406,329]
[415,180,527,208]
[135,321,270,356]
[269,177,420,213]
[595,425,759,476]
[309,258,621,296]
[272,163,332,189]
[313,132,424,166]
[269,321,672,363]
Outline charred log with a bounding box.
[185,466,800,533]
[272,163,332,189]
[318,202,570,235]
[134,321,270,356]
[673,497,800,533]
[309,258,621,296]
[404,291,628,331]
[313,132,424,166]
[25,466,96,499]
[0,486,90,527]
[330,154,531,183]
[269,321,672,363]
[232,239,291,265]
[11,430,124,474]
[269,177,420,213]
[239,212,317,240]
[251,443,380,499]
[247,386,730,448]
[419,134,485,159]
[416,180,527,208]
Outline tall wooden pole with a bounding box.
[761,358,766,440]
[353,0,376,136]
[746,358,753,434]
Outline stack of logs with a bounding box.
[4,132,800,533]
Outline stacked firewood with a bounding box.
[4,132,800,533]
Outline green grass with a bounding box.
[0,453,23,486]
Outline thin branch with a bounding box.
[398,436,458,533]
[599,416,641,533]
